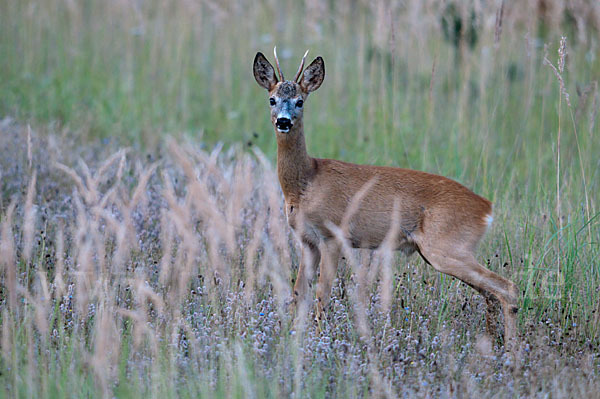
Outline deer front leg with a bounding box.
[316,240,340,319]
[293,241,321,308]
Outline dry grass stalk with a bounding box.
[22,171,36,262]
[158,209,176,286]
[96,148,128,183]
[494,0,505,46]
[1,309,13,362]
[543,38,572,108]
[54,162,89,202]
[27,124,32,170]
[90,300,120,398]
[591,83,599,138]
[53,224,66,297]
[1,200,17,312]
[544,37,593,240]
[31,270,50,338]
[243,209,267,303]
[428,56,436,109]
[375,200,402,312]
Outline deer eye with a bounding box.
[296,100,304,108]
[269,98,276,106]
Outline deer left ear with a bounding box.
[300,56,325,93]
[253,52,278,90]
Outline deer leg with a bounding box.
[461,280,501,338]
[472,287,501,338]
[419,248,518,345]
[293,241,321,308]
[316,240,340,319]
[484,295,500,338]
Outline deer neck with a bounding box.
[276,121,314,203]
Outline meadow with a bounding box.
[0,0,599,397]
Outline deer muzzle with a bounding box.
[276,117,292,133]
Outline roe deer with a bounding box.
[253,48,518,344]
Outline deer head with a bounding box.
[253,48,325,134]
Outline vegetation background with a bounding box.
[0,0,599,397]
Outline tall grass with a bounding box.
[0,0,599,397]
[0,119,598,397]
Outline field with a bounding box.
[1,0,599,397]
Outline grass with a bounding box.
[0,0,599,397]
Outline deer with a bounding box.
[253,48,519,345]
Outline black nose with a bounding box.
[276,118,292,130]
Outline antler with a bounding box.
[294,49,309,83]
[273,46,284,82]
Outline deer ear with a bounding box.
[300,56,325,93]
[253,52,278,90]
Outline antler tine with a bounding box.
[273,46,284,82]
[294,49,310,83]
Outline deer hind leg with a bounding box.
[316,240,341,319]
[483,295,501,338]
[293,240,321,308]
[468,284,501,338]
[419,247,518,345]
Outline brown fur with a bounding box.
[253,51,518,346]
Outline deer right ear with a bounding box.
[253,52,278,90]
[300,56,325,93]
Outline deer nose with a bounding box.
[276,117,292,131]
